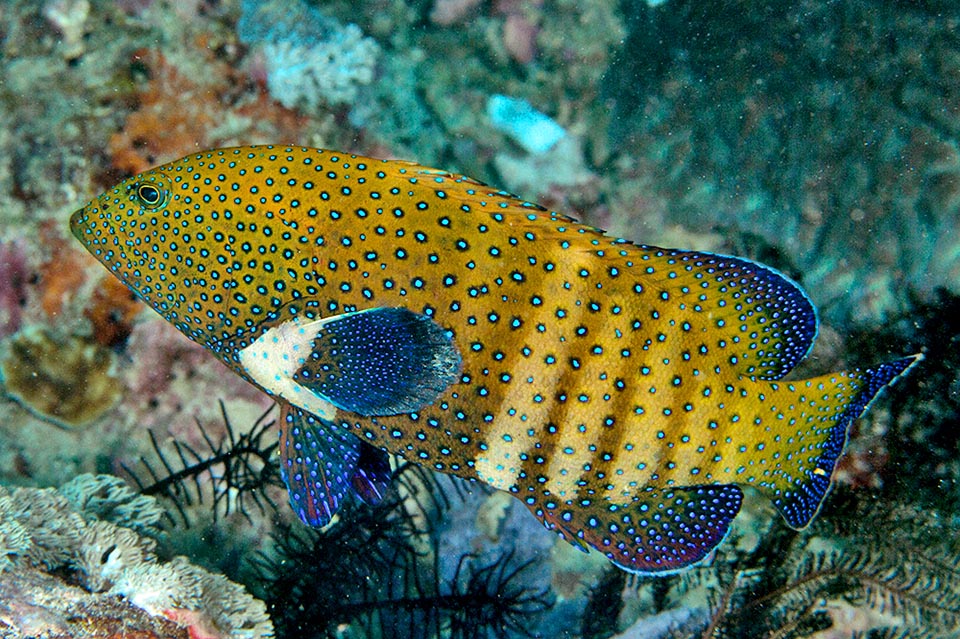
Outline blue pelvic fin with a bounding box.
[292,307,462,416]
[538,484,744,576]
[277,402,392,527]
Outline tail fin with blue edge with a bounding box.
[771,354,921,530]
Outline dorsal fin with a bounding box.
[366,162,816,380]
[635,247,818,380]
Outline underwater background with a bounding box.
[0,0,958,637]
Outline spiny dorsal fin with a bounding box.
[371,163,817,381]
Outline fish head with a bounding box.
[70,167,198,332]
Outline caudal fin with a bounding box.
[773,354,921,529]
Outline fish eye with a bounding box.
[134,183,165,208]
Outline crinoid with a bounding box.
[122,400,282,527]
[253,462,553,639]
[670,494,960,639]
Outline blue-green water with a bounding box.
[0,0,957,637]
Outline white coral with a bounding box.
[59,473,165,536]
[0,479,274,638]
[76,520,156,592]
[261,22,379,111]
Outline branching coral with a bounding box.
[59,472,166,536]
[237,0,380,114]
[0,475,274,639]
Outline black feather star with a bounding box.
[122,404,553,638]
[122,400,282,526]
[252,462,553,639]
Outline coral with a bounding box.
[107,48,225,176]
[111,313,272,462]
[502,11,540,64]
[658,496,960,638]
[77,519,157,593]
[486,94,566,155]
[59,472,166,536]
[604,0,960,325]
[256,463,552,638]
[491,135,597,203]
[0,240,30,339]
[42,0,91,60]
[83,273,143,348]
[0,326,120,428]
[430,0,484,26]
[0,569,189,639]
[36,220,89,319]
[237,0,380,114]
[0,477,274,638]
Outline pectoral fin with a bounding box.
[240,307,462,417]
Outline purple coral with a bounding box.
[0,241,30,339]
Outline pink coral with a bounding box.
[503,13,539,63]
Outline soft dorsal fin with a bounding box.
[362,163,816,381]
[635,247,818,380]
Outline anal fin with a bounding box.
[538,484,743,575]
[278,402,392,527]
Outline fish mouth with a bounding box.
[68,207,90,241]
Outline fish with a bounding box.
[70,145,919,575]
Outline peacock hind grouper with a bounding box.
[69,145,920,575]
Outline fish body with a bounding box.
[71,145,918,574]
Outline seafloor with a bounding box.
[0,0,958,637]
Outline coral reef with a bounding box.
[255,463,553,638]
[578,492,960,639]
[0,327,120,428]
[237,0,380,115]
[689,497,960,638]
[604,0,960,326]
[107,47,237,176]
[0,474,273,639]
[487,93,566,154]
[0,241,29,339]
